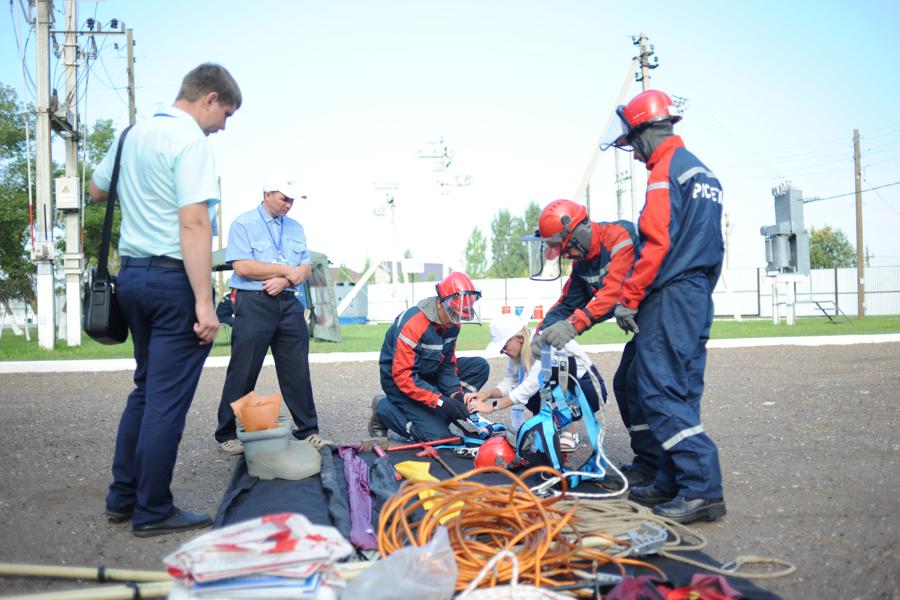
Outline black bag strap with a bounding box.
[96,124,134,279]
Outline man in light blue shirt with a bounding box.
[90,63,241,537]
[215,178,327,453]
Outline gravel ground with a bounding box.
[0,342,898,598]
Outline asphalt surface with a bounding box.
[0,342,898,598]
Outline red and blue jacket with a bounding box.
[540,220,637,333]
[379,298,462,407]
[620,135,724,309]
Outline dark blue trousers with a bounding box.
[635,275,723,499]
[106,262,212,526]
[215,289,318,443]
[377,356,490,441]
[612,339,660,476]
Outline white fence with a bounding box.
[362,266,900,322]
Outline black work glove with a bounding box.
[614,303,640,334]
[542,320,578,349]
[450,390,466,403]
[436,395,470,422]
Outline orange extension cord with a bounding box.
[377,465,662,593]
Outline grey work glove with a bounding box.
[436,395,470,422]
[542,319,579,349]
[614,303,640,334]
[530,333,545,359]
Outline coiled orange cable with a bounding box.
[377,465,661,592]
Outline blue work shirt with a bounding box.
[226,204,311,302]
[92,107,219,259]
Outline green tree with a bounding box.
[81,118,117,270]
[464,227,488,278]
[0,84,34,312]
[523,200,540,235]
[488,209,529,278]
[809,226,855,268]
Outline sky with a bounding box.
[2,0,900,274]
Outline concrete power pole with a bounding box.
[853,129,865,318]
[623,33,658,222]
[126,27,136,125]
[34,0,55,349]
[58,0,83,346]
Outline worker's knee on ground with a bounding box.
[457,356,489,391]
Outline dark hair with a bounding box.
[176,63,242,108]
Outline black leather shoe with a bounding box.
[628,484,676,507]
[105,508,133,523]
[132,509,212,538]
[653,496,726,524]
[368,395,388,438]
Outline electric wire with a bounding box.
[11,0,36,252]
[862,176,900,219]
[803,180,900,203]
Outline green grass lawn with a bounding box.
[2,315,899,361]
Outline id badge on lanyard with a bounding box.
[259,206,289,265]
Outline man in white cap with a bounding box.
[214,177,329,453]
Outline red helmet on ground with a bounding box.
[474,435,516,469]
[436,271,481,324]
[601,89,681,150]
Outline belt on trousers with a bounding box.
[121,255,184,270]
[238,289,297,300]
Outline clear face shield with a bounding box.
[441,290,482,325]
[523,232,562,281]
[599,106,632,151]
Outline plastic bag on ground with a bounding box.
[340,527,457,600]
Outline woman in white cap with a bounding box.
[464,313,604,452]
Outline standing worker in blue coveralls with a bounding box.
[90,63,241,537]
[523,199,658,484]
[214,177,329,454]
[368,272,490,442]
[602,89,726,524]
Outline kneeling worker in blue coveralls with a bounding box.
[368,271,489,442]
[602,89,726,524]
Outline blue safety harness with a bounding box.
[514,345,609,487]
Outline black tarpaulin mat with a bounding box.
[214,447,781,599]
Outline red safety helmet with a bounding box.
[474,435,517,469]
[601,89,681,150]
[435,271,481,324]
[537,199,588,253]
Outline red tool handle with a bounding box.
[387,436,461,452]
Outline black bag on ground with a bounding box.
[82,125,133,345]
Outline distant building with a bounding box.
[375,261,444,284]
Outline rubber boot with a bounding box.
[237,424,321,480]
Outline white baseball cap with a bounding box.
[263,177,304,201]
[485,313,528,356]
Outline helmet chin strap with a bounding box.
[631,122,673,162]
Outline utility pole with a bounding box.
[623,33,658,222]
[633,33,658,90]
[34,0,55,349]
[59,0,81,345]
[853,129,865,318]
[126,27,136,125]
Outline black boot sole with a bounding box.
[656,502,727,524]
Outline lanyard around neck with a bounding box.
[257,205,284,258]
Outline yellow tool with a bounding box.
[394,461,461,523]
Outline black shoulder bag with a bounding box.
[82,125,134,345]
